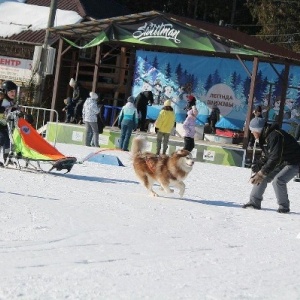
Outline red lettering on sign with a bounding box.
[0,58,22,67]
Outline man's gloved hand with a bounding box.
[155,127,159,133]
[250,170,266,185]
[251,162,260,173]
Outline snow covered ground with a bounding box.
[1,142,300,300]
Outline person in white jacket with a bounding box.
[82,92,100,147]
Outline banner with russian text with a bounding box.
[132,50,300,133]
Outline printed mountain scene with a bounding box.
[132,50,300,134]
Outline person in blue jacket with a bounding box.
[118,96,139,151]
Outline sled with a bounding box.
[4,110,77,173]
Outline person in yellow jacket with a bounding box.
[155,100,175,155]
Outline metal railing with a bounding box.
[20,106,59,146]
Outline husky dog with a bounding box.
[131,136,194,197]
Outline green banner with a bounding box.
[63,31,108,49]
[63,15,264,57]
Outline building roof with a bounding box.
[49,10,300,65]
[0,0,131,45]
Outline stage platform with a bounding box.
[46,122,247,168]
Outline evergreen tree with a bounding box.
[151,56,159,83]
[175,63,183,87]
[205,74,214,91]
[246,0,300,52]
[243,77,251,104]
[212,69,222,85]
[117,0,253,33]
[272,68,286,99]
[165,62,172,80]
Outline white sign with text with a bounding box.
[0,55,33,83]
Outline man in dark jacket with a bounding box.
[209,104,220,134]
[243,117,300,213]
[135,90,153,132]
[69,78,89,124]
[0,80,18,166]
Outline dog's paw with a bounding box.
[162,188,174,194]
[161,186,174,194]
[179,191,185,198]
[151,191,159,197]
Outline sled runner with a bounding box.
[3,110,77,173]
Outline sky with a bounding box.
[1,142,300,299]
[0,1,82,38]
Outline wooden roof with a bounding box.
[49,11,300,65]
[49,11,157,39]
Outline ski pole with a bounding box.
[250,139,258,178]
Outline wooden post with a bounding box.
[75,61,80,82]
[92,45,101,93]
[125,48,136,99]
[50,38,64,121]
[114,47,127,102]
[277,63,290,127]
[70,51,77,78]
[36,0,58,105]
[243,57,259,149]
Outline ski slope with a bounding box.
[1,143,300,299]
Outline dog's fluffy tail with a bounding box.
[131,135,146,155]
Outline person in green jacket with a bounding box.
[155,100,175,155]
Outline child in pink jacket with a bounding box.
[182,105,198,152]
